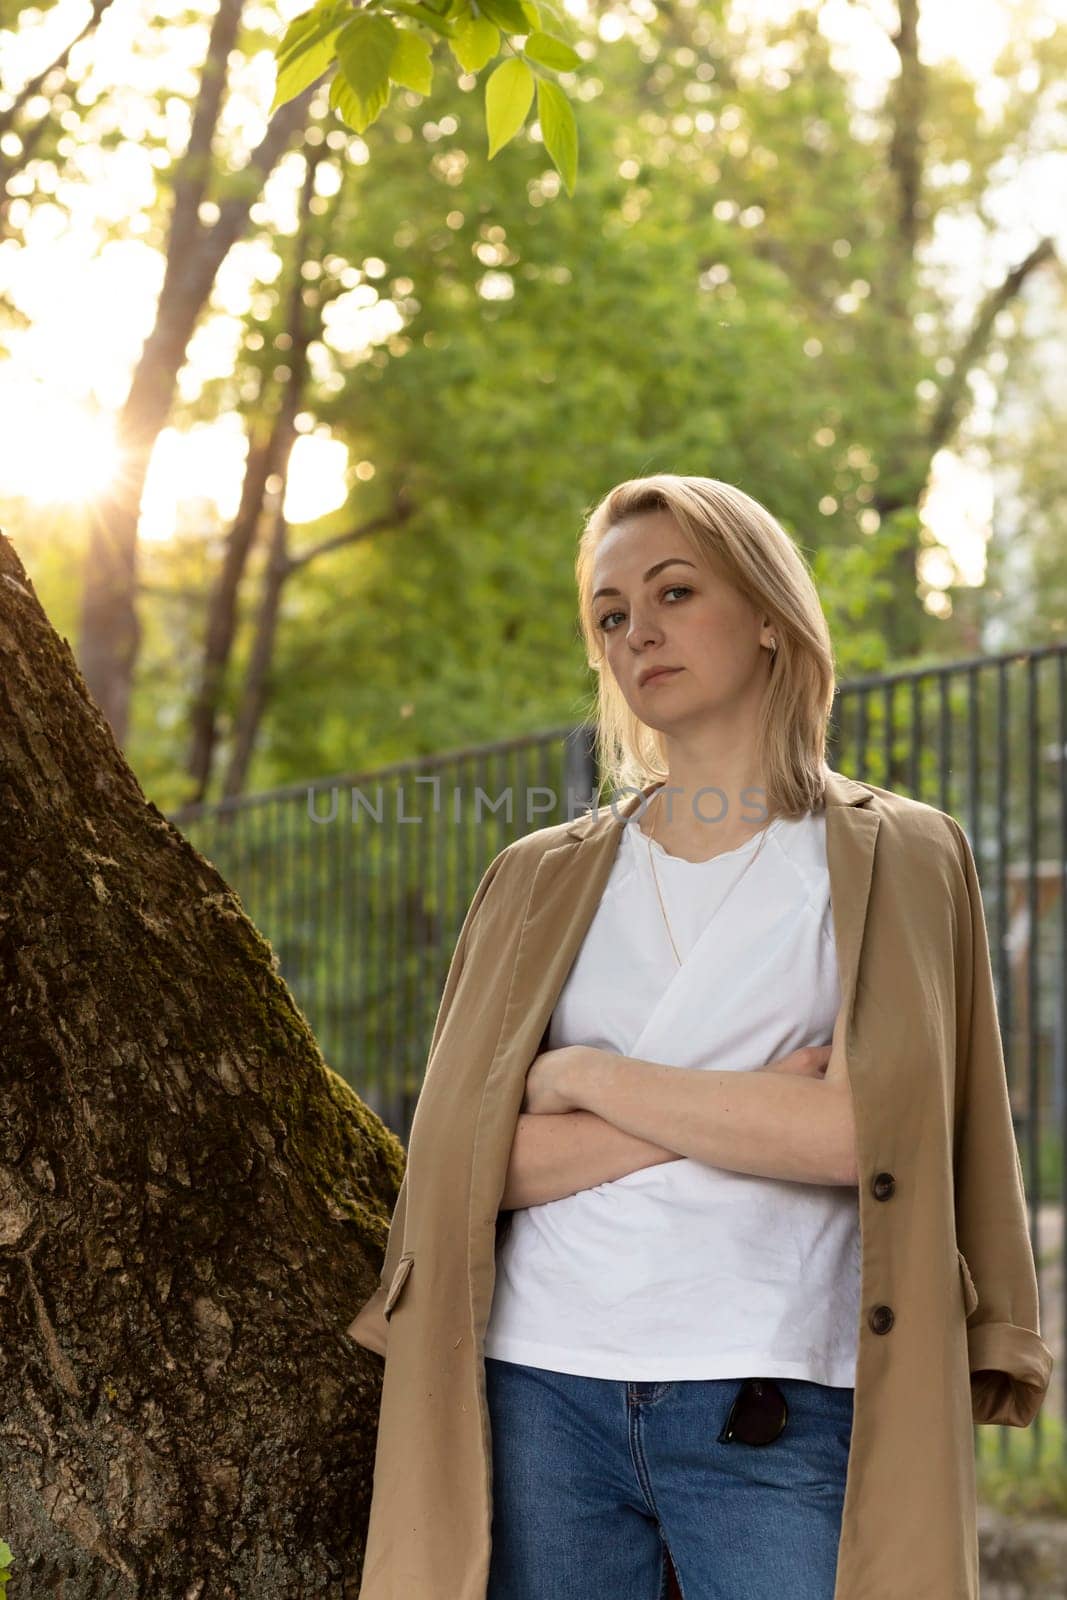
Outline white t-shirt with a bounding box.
[483,804,861,1384]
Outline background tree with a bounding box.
[75,0,319,743]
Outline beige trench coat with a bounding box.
[346,768,1054,1600]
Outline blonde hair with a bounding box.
[574,474,837,818]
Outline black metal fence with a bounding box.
[829,642,1066,1469]
[171,641,1067,1460]
[171,725,600,1135]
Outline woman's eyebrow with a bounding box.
[592,557,697,603]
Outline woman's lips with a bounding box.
[641,668,682,686]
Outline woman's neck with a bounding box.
[635,780,776,864]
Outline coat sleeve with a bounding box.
[944,814,1054,1427]
[344,843,515,1357]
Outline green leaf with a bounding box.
[522,29,580,71]
[271,26,342,114]
[334,14,398,131]
[331,68,387,134]
[275,0,345,70]
[477,0,531,34]
[535,75,577,193]
[531,0,568,22]
[485,56,535,158]
[276,9,317,65]
[518,0,541,26]
[270,0,348,114]
[389,28,434,94]
[449,13,500,72]
[391,0,457,38]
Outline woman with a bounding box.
[484,476,856,1600]
[346,475,1052,1600]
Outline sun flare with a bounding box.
[0,384,123,505]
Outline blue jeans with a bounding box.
[485,1358,853,1600]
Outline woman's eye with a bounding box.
[597,585,691,632]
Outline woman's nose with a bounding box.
[627,612,662,646]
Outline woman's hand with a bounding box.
[521,1047,585,1115]
[760,1044,831,1078]
[760,1007,849,1085]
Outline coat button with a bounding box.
[869,1304,895,1335]
[872,1171,895,1200]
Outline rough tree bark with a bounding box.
[0,530,398,1597]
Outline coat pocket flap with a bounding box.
[384,1251,415,1319]
[956,1248,979,1318]
[345,1282,388,1355]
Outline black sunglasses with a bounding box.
[717,1378,788,1447]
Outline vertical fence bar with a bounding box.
[882,680,894,790]
[967,666,980,852]
[352,778,368,1113]
[995,659,1012,1468]
[1025,655,1041,1468]
[393,772,407,1130]
[938,668,951,816]
[1059,650,1067,1444]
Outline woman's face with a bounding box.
[590,509,772,728]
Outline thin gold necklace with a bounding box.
[643,787,775,967]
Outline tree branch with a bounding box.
[167,0,246,261]
[928,236,1057,453]
[885,0,925,294]
[285,490,417,574]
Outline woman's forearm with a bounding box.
[561,1051,857,1187]
[500,1111,681,1211]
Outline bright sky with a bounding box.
[0,0,1064,602]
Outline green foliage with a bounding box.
[484,57,535,158]
[390,27,435,95]
[7,1,1064,806]
[270,0,349,113]
[449,11,500,71]
[333,13,401,130]
[271,0,585,191]
[523,29,580,72]
[534,77,576,194]
[0,1539,12,1598]
[976,1411,1067,1518]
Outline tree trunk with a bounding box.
[184,425,278,805]
[76,40,319,744]
[185,135,331,805]
[0,529,397,1596]
[224,498,292,799]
